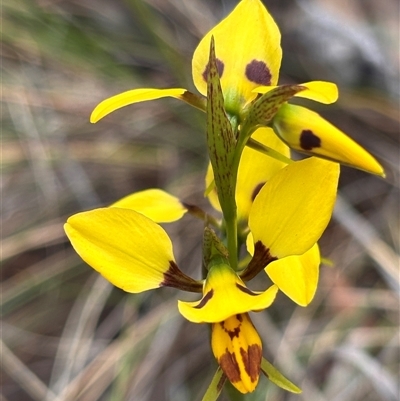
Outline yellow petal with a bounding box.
[178,262,278,323]
[65,208,176,293]
[90,88,186,123]
[111,189,187,223]
[266,244,320,306]
[254,81,338,104]
[249,157,339,258]
[246,232,255,255]
[205,127,290,220]
[212,313,262,394]
[192,0,282,114]
[273,104,385,176]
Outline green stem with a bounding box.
[225,207,238,270]
[224,115,239,270]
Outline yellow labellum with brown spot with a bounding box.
[211,313,262,394]
[178,262,277,323]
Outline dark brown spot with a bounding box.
[241,344,262,382]
[221,319,241,340]
[236,314,243,322]
[300,130,321,150]
[219,350,241,383]
[194,289,214,309]
[251,182,266,202]
[245,60,271,85]
[202,58,225,82]
[236,283,257,296]
[162,261,203,293]
[240,241,277,282]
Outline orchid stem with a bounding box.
[225,208,238,270]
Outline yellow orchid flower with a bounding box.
[64,156,338,394]
[64,206,277,322]
[65,193,279,397]
[89,0,383,176]
[63,0,385,396]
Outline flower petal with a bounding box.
[266,244,320,306]
[64,208,200,293]
[90,88,187,123]
[295,81,339,104]
[248,157,339,258]
[254,81,338,104]
[212,313,262,394]
[272,104,385,176]
[192,0,282,114]
[178,262,278,323]
[111,189,187,223]
[206,127,290,220]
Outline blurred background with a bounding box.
[2,0,399,400]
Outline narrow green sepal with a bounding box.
[206,36,236,217]
[201,367,226,401]
[246,137,293,165]
[240,85,306,141]
[261,357,302,394]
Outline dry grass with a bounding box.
[2,1,399,400]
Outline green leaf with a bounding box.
[261,357,302,393]
[206,36,236,218]
[201,367,226,401]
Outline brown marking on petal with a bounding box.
[202,58,225,82]
[236,283,257,296]
[240,241,277,282]
[194,289,214,309]
[236,314,243,322]
[219,350,241,383]
[221,319,241,340]
[251,182,266,202]
[300,130,321,150]
[245,60,272,85]
[161,261,203,293]
[241,344,262,383]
